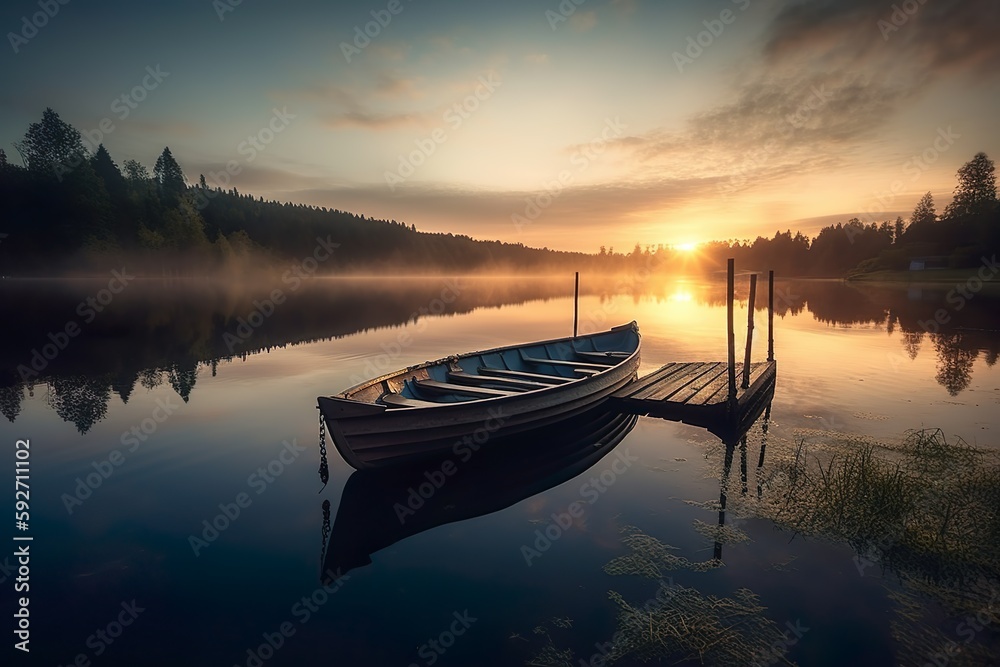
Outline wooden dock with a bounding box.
[607,260,777,441]
[609,359,776,440]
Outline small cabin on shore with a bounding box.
[908,256,948,271]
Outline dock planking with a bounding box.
[609,360,776,440]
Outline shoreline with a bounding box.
[847,267,1000,286]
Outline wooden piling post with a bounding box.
[727,259,736,402]
[573,272,580,338]
[742,274,757,388]
[767,270,774,362]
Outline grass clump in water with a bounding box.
[603,524,723,578]
[762,428,1000,586]
[605,585,795,666]
[600,526,794,664]
[692,518,751,546]
[755,427,1000,665]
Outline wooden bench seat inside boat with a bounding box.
[381,393,449,409]
[414,379,518,397]
[447,371,550,391]
[476,367,576,384]
[575,350,632,363]
[518,353,612,371]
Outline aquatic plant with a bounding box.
[601,526,794,665]
[605,585,795,666]
[759,429,1000,588]
[749,427,1000,665]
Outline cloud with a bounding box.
[266,172,724,247]
[369,43,409,62]
[122,119,202,138]
[429,36,456,51]
[322,110,434,130]
[374,73,426,100]
[193,0,999,248]
[191,163,332,193]
[596,69,903,197]
[596,0,1000,201]
[283,83,356,106]
[280,49,508,131]
[425,35,475,60]
[611,0,638,14]
[570,11,598,32]
[764,0,1000,80]
[279,82,436,130]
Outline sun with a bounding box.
[675,242,699,252]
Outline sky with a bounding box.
[1,0,998,252]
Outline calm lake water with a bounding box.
[2,274,998,666]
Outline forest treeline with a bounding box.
[711,151,999,277]
[0,108,997,276]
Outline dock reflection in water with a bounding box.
[714,402,772,562]
[318,408,638,580]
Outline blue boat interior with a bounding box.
[374,325,639,408]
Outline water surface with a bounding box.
[2,275,998,666]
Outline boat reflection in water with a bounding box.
[318,408,638,581]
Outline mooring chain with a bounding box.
[318,410,330,488]
[319,499,332,569]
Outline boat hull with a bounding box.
[318,322,640,469]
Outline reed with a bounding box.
[754,427,1000,665]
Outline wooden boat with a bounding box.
[317,321,640,470]
[320,408,639,579]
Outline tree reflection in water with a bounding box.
[933,332,979,396]
[2,276,998,432]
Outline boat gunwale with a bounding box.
[331,321,640,406]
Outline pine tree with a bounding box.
[12,108,88,175]
[153,147,186,203]
[91,144,127,200]
[123,159,148,182]
[893,216,904,244]
[910,192,936,226]
[944,152,996,219]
